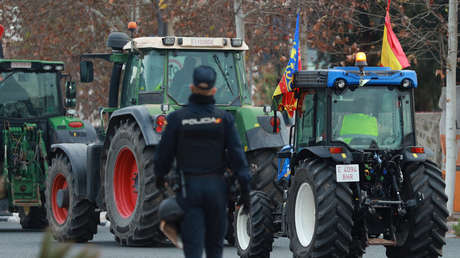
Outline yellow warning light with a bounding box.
[128,21,137,30]
[355,52,368,67]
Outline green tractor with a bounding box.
[235,53,448,258]
[46,28,288,245]
[0,43,97,229]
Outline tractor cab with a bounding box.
[292,53,418,155]
[0,60,69,119]
[119,37,250,107]
[81,33,251,109]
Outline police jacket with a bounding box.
[153,93,251,193]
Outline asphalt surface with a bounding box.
[0,219,458,258]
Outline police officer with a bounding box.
[153,65,251,258]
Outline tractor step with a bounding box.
[368,238,396,246]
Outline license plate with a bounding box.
[336,164,360,182]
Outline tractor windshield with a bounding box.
[167,50,243,105]
[331,87,414,150]
[0,71,61,118]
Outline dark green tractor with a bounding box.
[235,54,448,258]
[47,29,288,245]
[0,58,97,230]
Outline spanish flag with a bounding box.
[0,24,4,59]
[273,13,301,118]
[380,0,409,70]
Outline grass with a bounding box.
[454,218,460,237]
[38,230,99,258]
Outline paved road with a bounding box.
[0,221,457,258]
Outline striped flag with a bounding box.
[380,0,409,70]
[273,13,301,118]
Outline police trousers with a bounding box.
[177,174,227,258]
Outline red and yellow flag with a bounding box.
[273,13,301,118]
[380,0,409,70]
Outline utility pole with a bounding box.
[156,0,167,36]
[234,0,244,40]
[234,0,255,102]
[445,0,458,215]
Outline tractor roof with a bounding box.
[0,59,64,71]
[123,36,249,51]
[293,66,418,89]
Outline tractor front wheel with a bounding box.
[235,191,275,258]
[105,120,165,246]
[246,149,282,204]
[45,154,98,242]
[287,159,353,258]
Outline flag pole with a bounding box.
[445,0,458,216]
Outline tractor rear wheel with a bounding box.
[235,191,275,258]
[246,149,282,204]
[386,161,448,258]
[19,206,48,230]
[287,159,353,258]
[105,120,165,246]
[45,154,98,242]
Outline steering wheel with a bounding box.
[20,99,38,116]
[349,136,378,146]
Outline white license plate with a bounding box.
[336,164,360,182]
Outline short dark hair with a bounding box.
[193,65,216,89]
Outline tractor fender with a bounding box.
[107,106,160,146]
[296,146,353,164]
[50,119,98,145]
[50,143,89,199]
[245,116,289,151]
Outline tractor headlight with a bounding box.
[231,38,243,47]
[162,37,175,46]
[42,65,53,71]
[402,79,411,88]
[334,79,346,89]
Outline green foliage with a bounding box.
[38,230,99,258]
[454,218,460,237]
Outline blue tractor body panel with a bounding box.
[293,66,418,89]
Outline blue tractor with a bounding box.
[234,53,448,258]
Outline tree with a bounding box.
[0,0,450,115]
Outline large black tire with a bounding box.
[105,120,165,246]
[45,154,98,242]
[246,149,282,204]
[386,161,448,258]
[225,149,281,247]
[19,206,48,230]
[287,159,353,258]
[235,191,275,258]
[225,202,236,246]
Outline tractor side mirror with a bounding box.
[65,81,77,108]
[80,61,94,83]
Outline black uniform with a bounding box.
[154,93,251,258]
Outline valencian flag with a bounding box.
[380,0,409,70]
[273,13,301,117]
